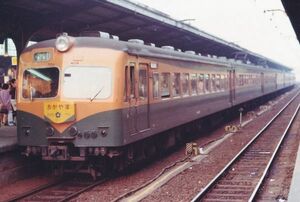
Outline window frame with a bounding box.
[160,72,171,99]
[182,73,190,96]
[190,73,197,95]
[172,72,181,98]
[63,66,112,100]
[22,66,60,99]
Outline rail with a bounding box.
[191,91,300,202]
[5,177,106,202]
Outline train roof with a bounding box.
[23,36,289,72]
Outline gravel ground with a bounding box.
[0,174,59,202]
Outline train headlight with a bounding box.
[55,33,72,52]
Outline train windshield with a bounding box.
[22,67,59,99]
[63,66,112,100]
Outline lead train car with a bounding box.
[17,33,294,172]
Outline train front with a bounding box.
[17,34,124,165]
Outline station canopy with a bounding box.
[0,0,292,70]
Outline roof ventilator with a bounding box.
[185,50,196,55]
[80,31,109,38]
[146,43,156,47]
[218,56,227,61]
[128,39,144,44]
[111,35,119,40]
[79,31,119,40]
[162,46,175,50]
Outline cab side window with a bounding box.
[138,68,148,100]
[124,66,128,101]
[130,65,136,98]
[124,65,136,101]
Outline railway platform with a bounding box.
[288,141,300,202]
[0,126,17,153]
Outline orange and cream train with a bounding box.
[17,32,295,174]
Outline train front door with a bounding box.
[229,69,236,105]
[137,64,150,132]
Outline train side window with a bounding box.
[220,74,225,91]
[124,66,128,101]
[129,65,136,98]
[182,73,189,96]
[138,68,148,100]
[204,74,210,93]
[153,73,159,99]
[161,73,170,98]
[191,73,197,95]
[211,74,216,92]
[248,75,251,85]
[239,75,243,86]
[172,73,181,97]
[215,74,221,91]
[226,75,229,89]
[197,74,204,94]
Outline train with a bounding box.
[17,32,295,177]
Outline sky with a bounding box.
[134,0,300,78]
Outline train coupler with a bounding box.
[42,145,69,160]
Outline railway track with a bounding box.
[6,176,106,202]
[191,92,300,202]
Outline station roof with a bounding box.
[0,0,292,71]
[281,0,300,43]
